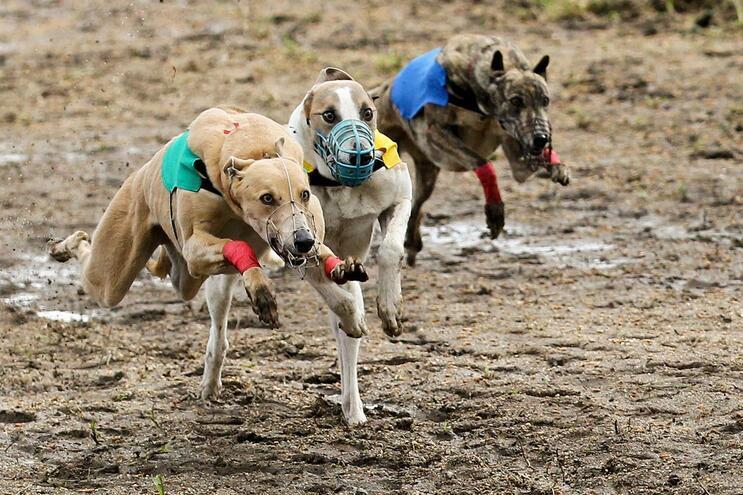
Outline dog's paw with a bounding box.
[404,238,422,267]
[330,257,369,285]
[48,231,89,262]
[550,163,570,186]
[405,250,418,267]
[343,403,367,426]
[243,268,280,328]
[377,297,403,338]
[199,377,223,401]
[338,313,368,339]
[484,202,505,239]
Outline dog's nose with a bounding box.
[352,143,375,165]
[532,133,549,153]
[293,229,315,254]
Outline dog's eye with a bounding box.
[301,190,310,202]
[260,193,274,205]
[361,108,373,121]
[322,111,335,123]
[510,96,524,108]
[542,96,550,107]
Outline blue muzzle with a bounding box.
[314,119,376,187]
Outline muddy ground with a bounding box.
[0,1,741,494]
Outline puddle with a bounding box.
[1,251,171,323]
[0,253,80,291]
[1,292,39,307]
[36,310,90,323]
[0,153,28,166]
[422,219,620,269]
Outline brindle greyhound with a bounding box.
[372,34,571,266]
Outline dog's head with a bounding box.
[302,68,379,186]
[477,50,552,159]
[222,138,319,265]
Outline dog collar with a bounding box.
[447,80,490,117]
[306,162,386,187]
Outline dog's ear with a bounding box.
[224,157,254,179]
[533,55,550,79]
[316,67,354,83]
[303,91,313,125]
[274,137,287,157]
[491,50,505,73]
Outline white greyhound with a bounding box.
[287,68,413,425]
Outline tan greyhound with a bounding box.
[49,107,368,400]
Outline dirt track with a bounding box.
[0,1,741,494]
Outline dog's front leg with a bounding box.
[332,281,366,425]
[200,274,240,400]
[182,230,279,328]
[305,248,368,339]
[377,196,412,337]
[426,120,505,239]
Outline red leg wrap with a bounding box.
[324,256,343,279]
[542,148,561,165]
[223,240,260,273]
[474,161,502,205]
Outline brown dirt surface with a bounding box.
[0,1,741,494]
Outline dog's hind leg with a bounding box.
[200,274,240,400]
[404,149,440,267]
[48,176,161,307]
[49,231,91,263]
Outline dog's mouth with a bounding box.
[268,234,318,268]
[516,141,557,173]
[265,203,321,273]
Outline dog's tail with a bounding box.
[145,246,171,279]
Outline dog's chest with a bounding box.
[312,173,396,227]
[451,110,504,154]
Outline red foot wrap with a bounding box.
[543,148,561,165]
[223,240,260,273]
[474,161,502,205]
[324,256,343,279]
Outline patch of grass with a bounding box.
[587,0,640,19]
[567,106,598,131]
[538,0,641,20]
[675,182,690,203]
[89,420,100,445]
[374,51,405,75]
[280,35,318,64]
[538,0,590,21]
[153,474,166,495]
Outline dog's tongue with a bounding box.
[542,148,561,165]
